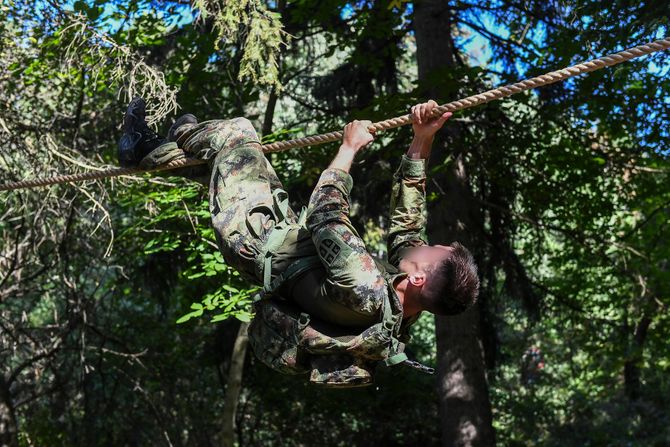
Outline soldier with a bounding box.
[119,98,479,385]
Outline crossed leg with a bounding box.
[174,118,298,283]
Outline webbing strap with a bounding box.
[259,188,294,290]
[263,255,321,296]
[255,198,319,301]
[272,189,290,222]
[384,352,408,366]
[380,272,404,337]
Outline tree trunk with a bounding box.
[413,1,495,446]
[0,376,19,447]
[430,159,495,447]
[261,0,285,137]
[624,314,652,400]
[262,89,279,137]
[220,321,249,447]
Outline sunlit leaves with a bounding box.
[192,0,289,90]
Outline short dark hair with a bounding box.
[423,242,479,316]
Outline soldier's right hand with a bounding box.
[341,120,375,152]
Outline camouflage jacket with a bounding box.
[280,155,428,338]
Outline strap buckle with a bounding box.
[403,359,435,375]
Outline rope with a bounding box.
[2,36,669,192]
[0,158,203,192]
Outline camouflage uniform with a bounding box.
[284,155,428,332]
[172,118,427,333]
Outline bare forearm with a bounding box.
[406,135,434,160]
[328,145,358,173]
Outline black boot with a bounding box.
[134,113,197,169]
[118,97,166,167]
[167,113,198,142]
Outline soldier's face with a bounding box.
[399,245,453,275]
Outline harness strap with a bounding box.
[378,271,403,357]
[263,255,321,296]
[255,194,319,301]
[384,352,408,366]
[272,188,290,222]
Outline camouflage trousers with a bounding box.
[173,118,304,284]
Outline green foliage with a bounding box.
[193,0,289,90]
[116,180,256,325]
[176,283,256,324]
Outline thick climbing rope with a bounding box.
[1,37,669,192]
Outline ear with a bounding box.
[409,271,426,287]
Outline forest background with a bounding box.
[0,0,668,446]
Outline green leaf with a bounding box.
[222,284,239,293]
[210,314,230,323]
[235,313,252,323]
[176,314,194,324]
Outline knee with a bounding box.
[232,117,259,140]
[214,118,259,143]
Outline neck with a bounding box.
[394,276,423,317]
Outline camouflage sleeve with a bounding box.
[306,168,387,318]
[387,155,428,267]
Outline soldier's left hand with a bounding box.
[342,120,375,153]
